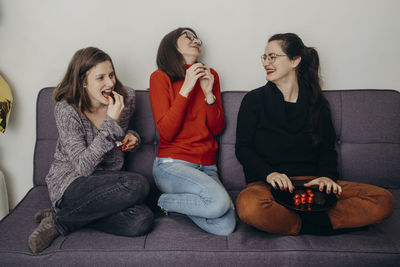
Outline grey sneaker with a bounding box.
[28,216,60,253]
[34,208,54,223]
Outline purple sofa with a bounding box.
[0,87,399,266]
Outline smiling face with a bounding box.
[84,60,116,107]
[264,40,300,84]
[176,30,201,64]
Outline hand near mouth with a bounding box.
[106,91,124,122]
[199,65,214,95]
[101,89,113,100]
[179,63,206,97]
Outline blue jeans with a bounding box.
[54,170,154,237]
[153,157,236,236]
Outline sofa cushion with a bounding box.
[1,186,399,266]
[2,88,400,266]
[333,90,399,187]
[34,88,58,186]
[219,91,247,191]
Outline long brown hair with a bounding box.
[269,33,328,144]
[53,47,126,113]
[156,27,198,82]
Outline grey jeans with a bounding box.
[54,170,154,237]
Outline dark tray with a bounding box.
[271,180,338,213]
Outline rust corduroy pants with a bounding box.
[236,178,395,235]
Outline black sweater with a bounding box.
[235,82,339,184]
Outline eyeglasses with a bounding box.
[181,31,203,46]
[260,53,287,64]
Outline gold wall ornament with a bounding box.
[0,75,13,133]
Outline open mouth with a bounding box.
[266,70,275,75]
[101,89,113,99]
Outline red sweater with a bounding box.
[149,68,225,165]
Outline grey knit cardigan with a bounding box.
[45,87,139,207]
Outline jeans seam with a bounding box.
[118,180,137,192]
[155,165,222,212]
[156,164,213,200]
[58,184,125,219]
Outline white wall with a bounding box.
[0,0,399,209]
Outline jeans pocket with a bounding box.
[154,157,173,167]
[160,157,174,164]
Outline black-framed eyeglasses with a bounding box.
[261,53,287,64]
[181,31,203,46]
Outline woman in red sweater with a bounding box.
[149,27,236,235]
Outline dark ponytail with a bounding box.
[298,47,320,89]
[268,33,328,144]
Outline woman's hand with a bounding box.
[107,91,124,122]
[266,172,294,193]
[304,177,342,195]
[179,63,206,97]
[120,132,139,151]
[199,65,214,96]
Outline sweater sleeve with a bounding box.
[317,106,339,180]
[149,70,189,142]
[125,88,141,152]
[235,93,276,183]
[55,102,124,177]
[205,69,225,136]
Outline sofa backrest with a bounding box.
[34,87,58,186]
[34,88,400,191]
[324,90,399,188]
[219,89,400,190]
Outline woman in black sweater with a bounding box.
[235,33,394,235]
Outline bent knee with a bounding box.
[204,189,231,219]
[124,204,154,237]
[373,189,395,221]
[119,173,150,199]
[217,218,236,236]
[236,188,272,223]
[356,186,396,223]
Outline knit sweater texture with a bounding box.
[149,68,225,165]
[45,87,138,206]
[235,82,338,184]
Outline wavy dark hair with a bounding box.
[53,47,126,113]
[156,27,198,82]
[269,33,329,144]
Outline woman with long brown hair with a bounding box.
[28,47,153,253]
[149,27,236,235]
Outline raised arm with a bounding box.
[149,70,189,141]
[55,102,124,177]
